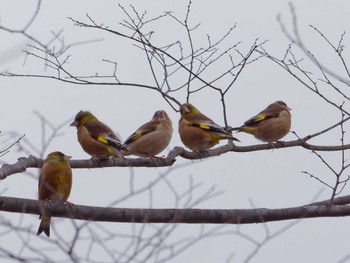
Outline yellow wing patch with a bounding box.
[198,123,210,130]
[130,132,143,142]
[253,114,267,122]
[97,136,108,144]
[241,126,257,135]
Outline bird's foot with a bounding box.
[148,155,165,166]
[267,142,275,149]
[64,201,74,208]
[44,199,53,205]
[267,141,287,149]
[276,140,287,147]
[195,150,209,159]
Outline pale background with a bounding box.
[1,1,350,262]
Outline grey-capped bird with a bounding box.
[179,103,239,152]
[123,110,173,158]
[231,101,291,144]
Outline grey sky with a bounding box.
[1,1,350,262]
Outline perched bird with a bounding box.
[37,151,72,237]
[179,103,239,152]
[70,111,124,159]
[123,110,173,158]
[231,101,291,144]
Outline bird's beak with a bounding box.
[158,110,167,118]
[180,106,190,114]
[70,120,78,127]
[64,155,72,161]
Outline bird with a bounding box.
[70,111,124,159]
[37,151,72,237]
[123,110,173,159]
[230,101,291,144]
[178,103,239,152]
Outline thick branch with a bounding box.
[1,138,349,179]
[1,196,350,225]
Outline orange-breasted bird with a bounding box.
[37,151,72,237]
[123,110,173,158]
[70,111,124,159]
[179,103,239,152]
[230,101,291,144]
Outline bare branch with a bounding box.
[2,196,350,225]
[1,133,350,180]
[277,3,350,85]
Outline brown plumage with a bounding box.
[231,101,291,143]
[70,111,124,159]
[123,110,173,158]
[179,103,239,152]
[37,151,72,237]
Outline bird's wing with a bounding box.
[124,120,160,145]
[185,114,227,134]
[85,121,122,148]
[244,109,280,127]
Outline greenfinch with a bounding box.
[37,151,72,237]
[231,101,291,143]
[179,103,239,152]
[123,110,173,158]
[70,111,124,159]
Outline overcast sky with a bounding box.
[1,1,350,262]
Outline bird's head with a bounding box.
[70,111,96,128]
[46,151,72,162]
[273,101,291,111]
[153,110,169,120]
[180,103,199,116]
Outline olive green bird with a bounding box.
[230,101,291,144]
[70,111,124,159]
[123,110,173,158]
[37,151,72,237]
[179,103,239,152]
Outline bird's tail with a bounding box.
[225,134,240,142]
[120,147,130,156]
[37,216,51,237]
[109,140,127,158]
[221,128,241,142]
[108,145,126,159]
[227,127,242,133]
